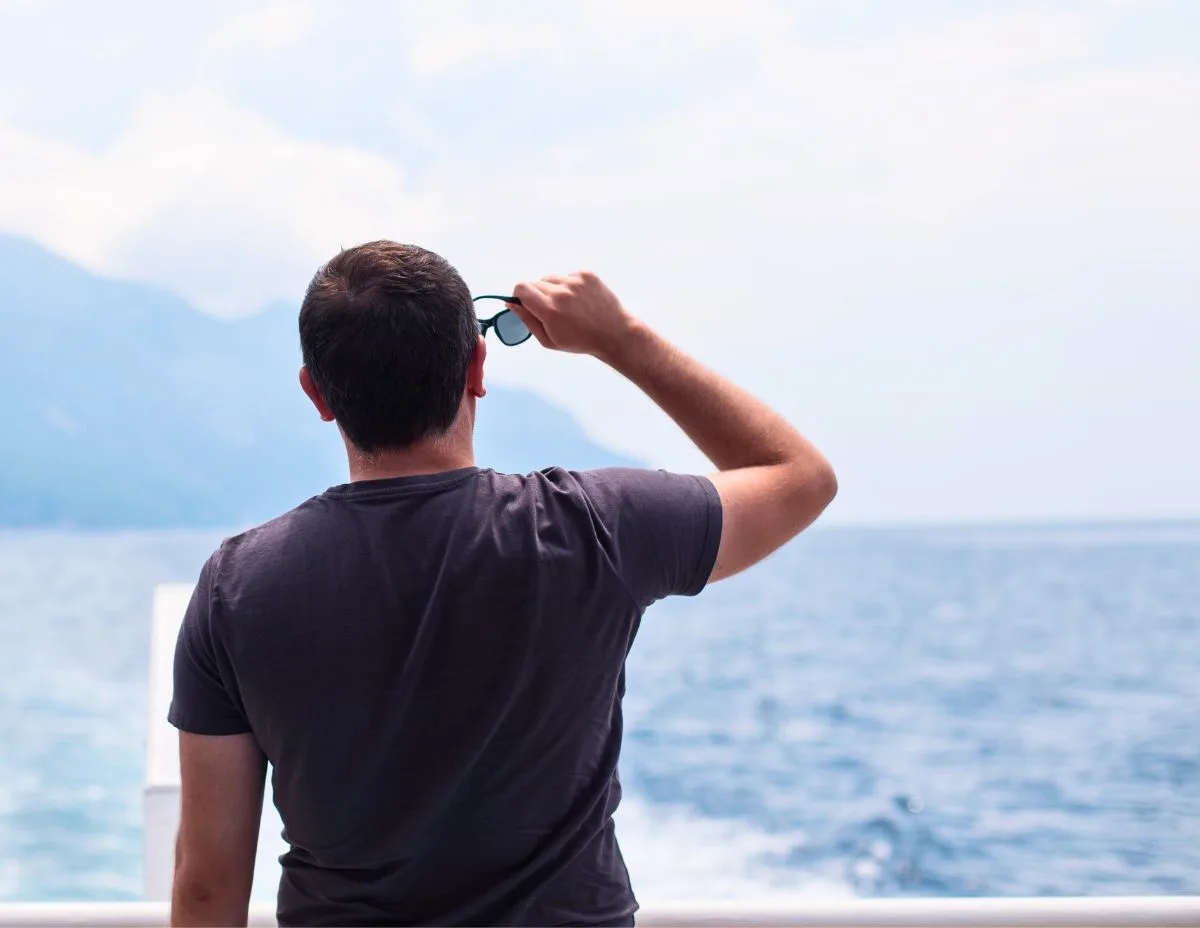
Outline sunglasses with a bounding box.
[473,294,532,346]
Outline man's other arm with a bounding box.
[511,272,836,583]
[171,732,266,927]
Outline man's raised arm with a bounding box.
[510,272,836,582]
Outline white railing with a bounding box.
[145,585,288,901]
[1,897,1199,927]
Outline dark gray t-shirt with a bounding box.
[168,466,722,927]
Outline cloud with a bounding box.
[418,2,1200,520]
[0,88,439,314]
[404,15,556,80]
[403,0,786,80]
[203,3,316,56]
[438,5,1199,232]
[0,0,1196,519]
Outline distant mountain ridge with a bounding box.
[0,235,637,527]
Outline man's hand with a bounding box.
[510,272,637,361]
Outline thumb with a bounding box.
[512,280,551,314]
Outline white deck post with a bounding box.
[143,584,191,901]
[144,584,285,904]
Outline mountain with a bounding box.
[0,235,637,527]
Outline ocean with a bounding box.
[0,523,1197,903]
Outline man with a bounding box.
[168,241,836,927]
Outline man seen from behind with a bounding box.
[167,242,837,927]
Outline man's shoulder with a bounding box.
[475,465,594,497]
[202,466,700,576]
[206,495,328,581]
[504,467,718,547]
[514,465,670,492]
[548,466,716,509]
[486,465,676,510]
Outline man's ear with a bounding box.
[299,367,336,422]
[466,336,487,399]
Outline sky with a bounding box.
[1,0,1197,524]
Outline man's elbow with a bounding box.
[171,864,249,927]
[173,866,218,901]
[792,457,837,524]
[816,459,838,508]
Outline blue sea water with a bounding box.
[0,524,1197,902]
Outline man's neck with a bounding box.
[345,436,475,483]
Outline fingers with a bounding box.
[542,272,596,288]
[509,272,608,353]
[513,279,570,311]
[509,282,554,348]
[535,279,574,301]
[512,280,549,311]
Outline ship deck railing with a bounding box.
[1,896,1199,927]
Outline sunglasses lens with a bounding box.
[495,310,531,346]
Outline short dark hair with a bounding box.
[299,241,478,454]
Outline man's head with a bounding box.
[298,241,483,455]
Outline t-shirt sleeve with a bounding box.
[167,551,252,736]
[573,467,723,608]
